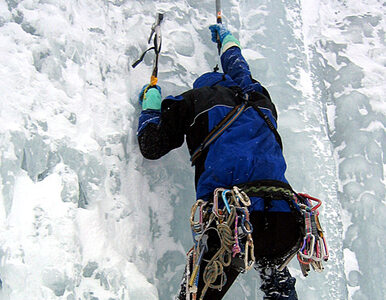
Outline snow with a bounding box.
[0,0,385,299]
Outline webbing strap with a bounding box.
[131,46,155,68]
[190,102,247,165]
[249,102,283,150]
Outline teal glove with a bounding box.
[209,24,241,54]
[209,24,230,43]
[139,85,162,111]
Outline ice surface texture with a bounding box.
[0,0,384,300]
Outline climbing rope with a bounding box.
[201,219,235,297]
[242,185,294,199]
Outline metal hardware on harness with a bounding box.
[232,186,251,207]
[190,199,207,234]
[234,183,327,274]
[295,193,329,277]
[186,186,254,300]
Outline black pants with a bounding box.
[177,262,298,300]
[176,211,302,300]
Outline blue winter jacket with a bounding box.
[137,46,290,213]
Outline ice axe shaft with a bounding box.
[216,0,222,55]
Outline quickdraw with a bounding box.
[295,193,329,276]
[187,186,255,300]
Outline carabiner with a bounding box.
[299,234,315,260]
[221,190,232,214]
[312,238,323,262]
[213,188,224,218]
[321,236,329,261]
[298,193,322,212]
[232,186,251,207]
[190,199,206,233]
[240,216,253,234]
[244,239,255,271]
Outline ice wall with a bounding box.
[300,1,386,299]
[0,0,384,299]
[0,1,162,299]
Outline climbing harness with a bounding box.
[294,193,329,276]
[186,186,255,300]
[238,181,306,269]
[132,13,164,97]
[239,183,329,274]
[183,182,329,299]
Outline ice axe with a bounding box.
[132,13,164,88]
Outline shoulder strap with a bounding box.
[190,102,246,166]
[249,101,283,150]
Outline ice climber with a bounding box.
[137,24,304,299]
